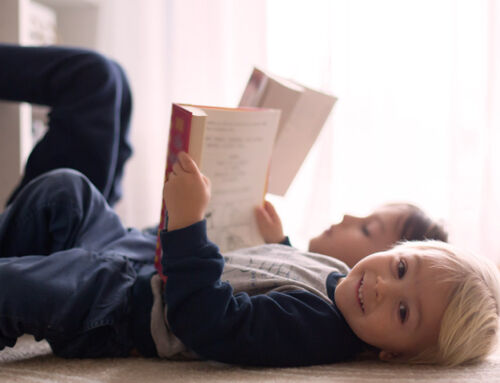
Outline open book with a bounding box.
[154,103,281,280]
[239,68,337,196]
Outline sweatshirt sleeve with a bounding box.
[279,236,292,246]
[161,220,364,367]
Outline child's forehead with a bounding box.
[386,247,446,269]
[372,205,412,234]
[397,249,454,280]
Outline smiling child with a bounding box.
[159,152,500,366]
[1,45,498,367]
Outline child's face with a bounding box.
[308,205,409,268]
[334,249,452,360]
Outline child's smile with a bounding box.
[335,248,453,360]
[356,276,365,313]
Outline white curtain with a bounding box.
[96,0,267,230]
[98,0,500,262]
[97,0,170,230]
[265,0,500,262]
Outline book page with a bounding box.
[267,87,337,195]
[200,107,280,252]
[239,68,303,139]
[239,68,336,196]
[239,68,269,107]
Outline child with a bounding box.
[160,151,500,366]
[0,155,497,366]
[255,200,448,268]
[0,43,498,366]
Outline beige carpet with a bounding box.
[2,336,500,383]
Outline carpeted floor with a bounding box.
[1,335,500,383]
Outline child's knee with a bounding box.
[64,50,124,103]
[39,168,89,187]
[109,59,132,98]
[29,169,99,207]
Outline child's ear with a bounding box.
[378,350,402,361]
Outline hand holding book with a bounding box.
[254,200,285,244]
[154,104,281,281]
[155,68,335,280]
[164,151,211,231]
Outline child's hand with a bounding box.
[164,152,211,231]
[255,200,285,243]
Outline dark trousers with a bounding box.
[0,46,156,357]
[0,44,133,207]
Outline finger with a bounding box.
[172,161,183,176]
[178,151,199,173]
[202,174,211,189]
[263,201,280,222]
[254,206,265,226]
[255,205,271,224]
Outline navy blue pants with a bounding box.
[0,45,156,357]
[0,44,133,207]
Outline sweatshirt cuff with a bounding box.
[279,236,292,247]
[160,219,209,260]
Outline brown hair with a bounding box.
[387,203,448,242]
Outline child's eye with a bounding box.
[397,259,406,279]
[362,225,370,237]
[399,303,408,323]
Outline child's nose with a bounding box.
[375,275,394,302]
[341,214,359,225]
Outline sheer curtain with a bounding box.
[265,0,500,262]
[97,0,267,230]
[100,0,499,262]
[97,0,170,230]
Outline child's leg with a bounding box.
[0,168,129,255]
[107,60,133,206]
[0,169,139,357]
[0,44,133,207]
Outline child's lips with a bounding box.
[356,275,365,313]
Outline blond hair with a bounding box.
[394,240,500,366]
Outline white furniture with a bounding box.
[0,0,100,209]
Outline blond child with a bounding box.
[159,152,500,366]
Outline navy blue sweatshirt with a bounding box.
[160,220,365,367]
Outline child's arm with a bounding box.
[254,200,286,243]
[163,151,211,231]
[160,222,364,367]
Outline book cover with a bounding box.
[155,103,280,281]
[154,104,207,280]
[239,68,337,195]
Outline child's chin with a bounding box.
[307,238,318,253]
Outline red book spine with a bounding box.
[154,104,193,281]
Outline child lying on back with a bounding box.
[160,151,500,366]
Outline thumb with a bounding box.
[177,151,199,173]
